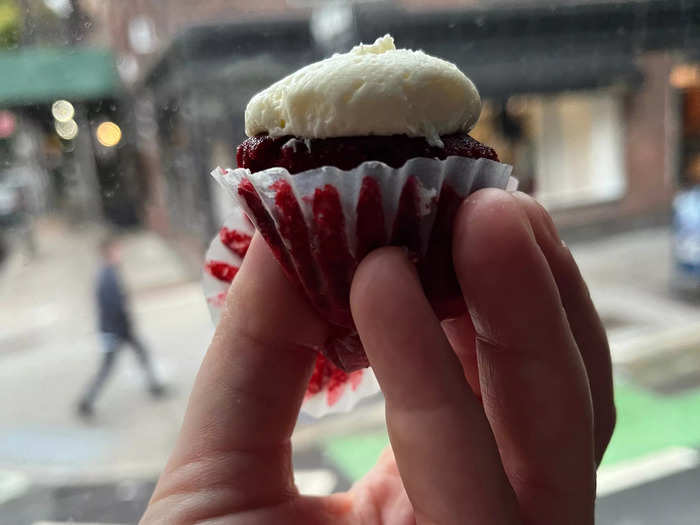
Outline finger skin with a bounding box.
[146,235,329,521]
[453,189,596,524]
[349,448,414,525]
[450,191,616,464]
[511,191,615,464]
[442,315,481,397]
[351,247,520,525]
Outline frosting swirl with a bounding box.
[244,35,481,147]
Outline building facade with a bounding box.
[84,0,700,252]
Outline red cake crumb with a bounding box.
[312,184,355,327]
[237,178,298,281]
[205,260,238,282]
[270,179,326,311]
[306,353,364,406]
[237,132,498,174]
[219,227,252,258]
[355,177,386,259]
[306,354,345,397]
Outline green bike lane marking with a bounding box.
[322,380,700,481]
[324,432,390,481]
[601,380,700,466]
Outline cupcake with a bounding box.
[206,35,514,416]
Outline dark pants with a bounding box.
[80,332,159,407]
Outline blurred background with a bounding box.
[0,0,699,523]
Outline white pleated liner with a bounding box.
[203,206,380,418]
[214,156,513,264]
[202,208,254,325]
[303,366,380,416]
[208,156,514,418]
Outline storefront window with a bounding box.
[532,91,627,208]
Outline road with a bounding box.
[1,217,699,524]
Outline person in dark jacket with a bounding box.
[77,236,164,418]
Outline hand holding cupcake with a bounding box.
[206,35,514,415]
[146,36,612,525]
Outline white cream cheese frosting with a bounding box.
[244,35,481,147]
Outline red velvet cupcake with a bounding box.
[207,35,513,416]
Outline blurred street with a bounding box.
[0,218,699,524]
[0,216,208,484]
[1,0,699,523]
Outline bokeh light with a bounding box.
[96,121,122,147]
[55,118,78,140]
[51,100,75,122]
[0,110,16,138]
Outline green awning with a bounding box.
[0,47,120,106]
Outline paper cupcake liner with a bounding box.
[212,156,514,371]
[207,156,514,417]
[202,206,254,325]
[203,207,380,418]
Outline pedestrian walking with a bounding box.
[77,236,164,418]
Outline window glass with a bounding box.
[1,1,699,523]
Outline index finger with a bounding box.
[151,235,328,510]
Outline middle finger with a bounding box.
[351,247,520,525]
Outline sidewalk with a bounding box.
[571,227,700,354]
[0,217,193,355]
[0,217,210,488]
